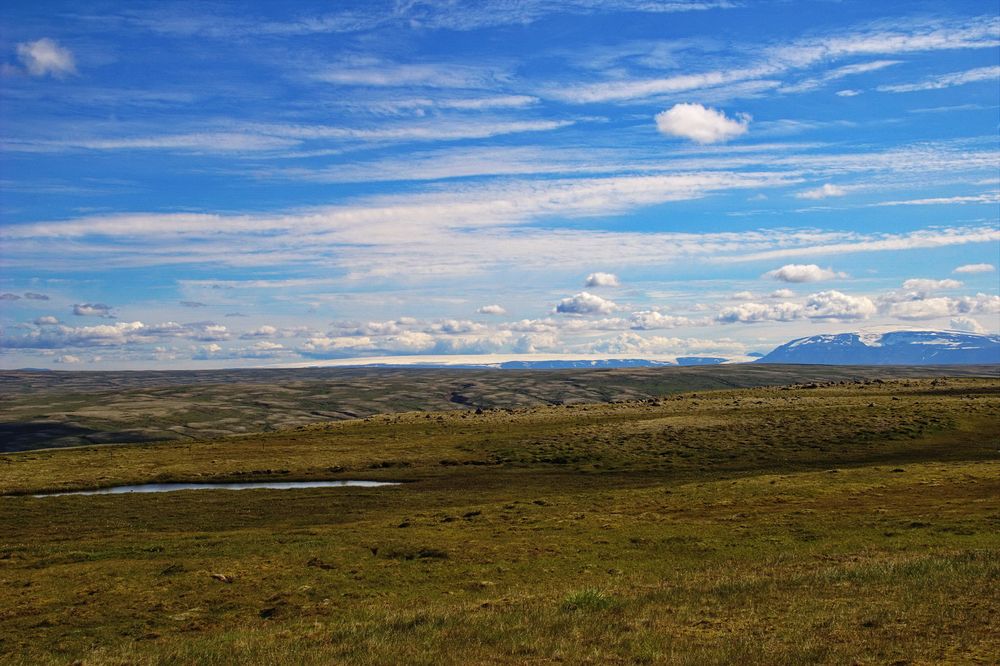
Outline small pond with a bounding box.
[33,480,399,497]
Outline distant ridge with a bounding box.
[757,329,1000,365]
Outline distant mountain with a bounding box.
[490,359,674,369]
[674,357,729,366]
[757,330,1000,365]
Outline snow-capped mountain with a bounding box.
[757,329,1000,365]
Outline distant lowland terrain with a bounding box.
[1,376,998,664]
[2,363,998,452]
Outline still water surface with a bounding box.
[34,480,398,497]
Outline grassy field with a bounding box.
[1,375,998,664]
[3,364,997,451]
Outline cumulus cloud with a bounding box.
[888,297,953,320]
[584,272,620,287]
[954,263,995,274]
[654,103,750,144]
[949,316,986,334]
[3,321,146,348]
[716,301,802,323]
[795,183,846,200]
[145,321,231,341]
[73,303,114,317]
[879,288,1000,321]
[585,332,745,356]
[901,278,962,293]
[477,304,507,315]
[731,291,755,300]
[24,292,49,300]
[242,325,279,338]
[430,319,488,334]
[513,332,560,353]
[718,289,875,323]
[770,288,795,298]
[802,290,876,320]
[331,319,410,336]
[304,336,376,353]
[16,38,76,77]
[629,311,692,330]
[765,264,846,283]
[1,319,238,350]
[54,354,82,364]
[555,291,620,315]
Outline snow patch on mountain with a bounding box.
[757,329,1000,365]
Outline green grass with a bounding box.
[0,376,998,664]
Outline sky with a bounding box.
[1,0,998,369]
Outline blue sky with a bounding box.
[1,0,998,369]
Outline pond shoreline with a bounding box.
[28,480,401,497]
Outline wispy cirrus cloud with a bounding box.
[878,65,1000,93]
[546,16,999,103]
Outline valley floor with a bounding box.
[1,377,998,664]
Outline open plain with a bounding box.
[1,370,998,664]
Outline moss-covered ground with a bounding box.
[1,376,997,664]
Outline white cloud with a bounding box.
[584,272,620,287]
[555,291,620,315]
[655,104,750,144]
[802,290,876,319]
[3,321,145,348]
[718,289,875,323]
[241,325,279,338]
[550,17,1000,104]
[34,316,59,325]
[765,264,845,283]
[954,263,995,274]
[430,319,488,335]
[716,301,802,323]
[878,65,1000,93]
[628,311,692,330]
[795,183,846,199]
[731,291,755,300]
[770,288,795,298]
[954,293,1000,315]
[4,173,996,279]
[55,354,82,364]
[16,38,76,77]
[585,332,745,356]
[314,59,501,89]
[780,59,900,94]
[73,303,115,317]
[888,297,953,320]
[949,316,986,333]
[836,89,861,97]
[78,132,300,153]
[901,278,962,292]
[872,192,1000,207]
[477,304,507,315]
[512,332,560,353]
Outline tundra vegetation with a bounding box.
[0,374,998,664]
